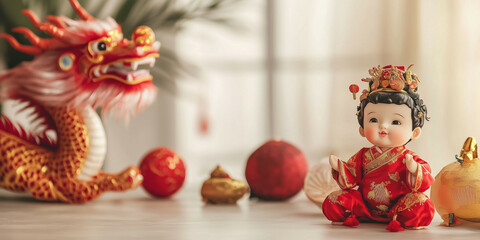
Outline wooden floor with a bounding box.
[1,185,480,240]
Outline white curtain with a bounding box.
[157,0,480,181]
[272,0,480,175]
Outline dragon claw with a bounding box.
[119,166,143,189]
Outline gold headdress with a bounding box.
[349,64,420,101]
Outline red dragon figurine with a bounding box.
[0,0,160,203]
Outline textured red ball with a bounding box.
[245,140,309,201]
[139,147,186,197]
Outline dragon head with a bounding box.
[0,0,159,120]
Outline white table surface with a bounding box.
[1,184,479,240]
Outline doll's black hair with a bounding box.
[356,85,429,130]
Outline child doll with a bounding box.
[322,65,434,232]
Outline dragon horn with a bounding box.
[11,27,61,50]
[69,0,95,21]
[11,27,41,45]
[47,15,68,28]
[21,10,65,39]
[0,33,43,55]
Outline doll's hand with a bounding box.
[329,154,339,171]
[405,154,419,174]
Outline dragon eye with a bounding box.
[91,41,108,53]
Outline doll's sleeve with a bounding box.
[331,149,363,190]
[406,154,434,192]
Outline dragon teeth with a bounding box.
[153,41,161,50]
[102,65,109,73]
[100,57,156,81]
[132,62,138,70]
[147,57,155,66]
[94,67,101,77]
[132,57,155,68]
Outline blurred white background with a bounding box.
[166,0,480,184]
[3,0,480,186]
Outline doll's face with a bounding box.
[360,103,421,149]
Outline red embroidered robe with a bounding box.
[322,145,435,227]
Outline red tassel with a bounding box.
[342,214,359,227]
[386,219,405,232]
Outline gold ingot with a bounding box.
[201,166,249,204]
[431,137,480,226]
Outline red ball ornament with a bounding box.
[139,147,186,197]
[245,140,308,201]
